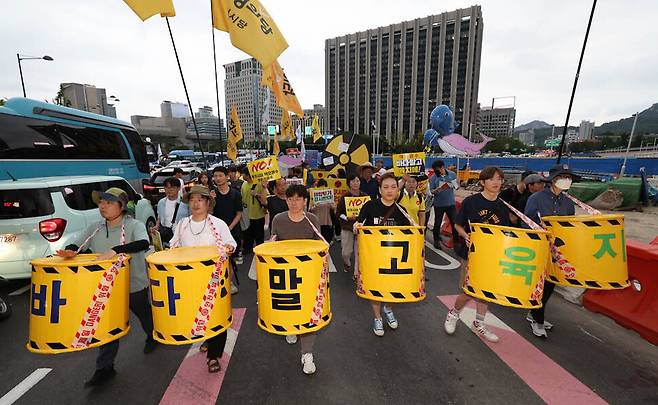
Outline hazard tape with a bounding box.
[358,289,425,301]
[155,313,233,343]
[464,285,541,308]
[473,225,550,241]
[546,275,629,289]
[259,314,332,333]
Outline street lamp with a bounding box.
[17,54,54,97]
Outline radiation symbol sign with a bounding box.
[321,135,370,174]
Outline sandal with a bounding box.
[200,341,208,353]
[343,264,350,273]
[207,358,221,373]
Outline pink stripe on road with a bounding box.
[160,308,246,405]
[438,295,608,405]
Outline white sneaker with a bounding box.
[230,282,238,295]
[285,334,298,344]
[382,306,398,329]
[526,312,553,330]
[531,322,548,338]
[471,320,499,343]
[444,309,460,335]
[235,253,244,265]
[301,353,316,375]
[373,318,385,337]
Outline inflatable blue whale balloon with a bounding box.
[425,104,494,156]
[430,105,455,136]
[423,129,440,148]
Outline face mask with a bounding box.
[555,178,572,190]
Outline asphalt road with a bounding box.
[1,240,657,405]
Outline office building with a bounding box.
[325,6,483,141]
[224,58,282,144]
[478,106,516,138]
[292,104,327,139]
[579,120,595,141]
[59,83,116,118]
[161,101,190,119]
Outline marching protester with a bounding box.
[310,179,335,244]
[173,167,186,199]
[240,167,268,255]
[443,167,510,343]
[499,171,544,226]
[358,162,380,200]
[170,186,237,373]
[197,171,212,188]
[151,177,189,248]
[267,177,289,231]
[228,165,245,263]
[210,166,243,291]
[523,164,578,338]
[354,173,412,336]
[228,165,244,193]
[336,173,368,276]
[397,175,426,225]
[56,188,156,387]
[269,184,323,375]
[429,160,459,249]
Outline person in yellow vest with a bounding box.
[240,167,268,255]
[397,175,426,225]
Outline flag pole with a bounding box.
[556,0,597,164]
[165,17,207,169]
[210,0,225,161]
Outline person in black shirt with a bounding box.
[355,173,411,337]
[358,162,380,200]
[444,166,510,344]
[267,178,289,231]
[499,171,544,226]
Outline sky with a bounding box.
[1,0,657,128]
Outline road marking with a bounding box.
[438,295,608,405]
[9,284,30,296]
[160,308,246,405]
[0,368,52,405]
[424,240,461,270]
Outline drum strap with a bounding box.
[303,214,330,326]
[72,221,127,348]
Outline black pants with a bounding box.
[433,205,458,244]
[206,331,228,359]
[530,281,556,324]
[230,226,242,254]
[320,225,334,244]
[243,217,265,254]
[330,211,341,236]
[96,288,154,370]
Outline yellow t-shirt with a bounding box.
[241,181,267,220]
[398,190,425,224]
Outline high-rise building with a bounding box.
[578,120,595,141]
[195,106,214,119]
[161,101,190,119]
[59,83,116,118]
[325,6,483,141]
[186,107,226,142]
[478,106,516,138]
[292,104,327,139]
[224,58,282,144]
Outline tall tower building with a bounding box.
[224,58,282,144]
[325,6,483,141]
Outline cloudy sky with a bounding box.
[1,0,656,128]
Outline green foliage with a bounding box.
[483,136,531,153]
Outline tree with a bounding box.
[0,98,6,106]
[54,85,71,107]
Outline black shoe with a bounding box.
[433,240,441,249]
[84,367,116,388]
[143,338,158,354]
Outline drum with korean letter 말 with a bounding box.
[146,246,232,345]
[28,254,131,354]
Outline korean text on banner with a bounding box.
[310,188,334,207]
[393,152,426,177]
[345,196,370,219]
[329,178,348,204]
[248,156,281,183]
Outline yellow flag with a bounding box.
[229,105,243,142]
[227,137,237,162]
[272,132,280,156]
[123,0,175,21]
[280,109,293,140]
[261,60,303,117]
[311,115,322,143]
[211,0,288,67]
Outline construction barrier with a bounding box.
[147,246,232,345]
[464,223,550,309]
[584,240,658,345]
[543,214,629,289]
[254,240,331,335]
[28,254,131,354]
[356,226,425,303]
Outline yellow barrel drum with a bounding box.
[356,226,425,303]
[28,254,131,354]
[146,246,232,345]
[464,223,550,309]
[254,240,331,335]
[543,214,629,289]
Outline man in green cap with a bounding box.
[56,187,157,387]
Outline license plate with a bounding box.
[158,188,165,193]
[0,234,17,243]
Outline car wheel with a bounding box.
[145,217,156,243]
[0,293,11,322]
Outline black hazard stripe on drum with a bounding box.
[476,227,548,240]
[547,220,621,228]
[256,252,327,265]
[546,275,628,289]
[259,314,331,333]
[30,327,126,351]
[365,290,424,300]
[465,285,540,307]
[149,262,228,273]
[155,314,232,342]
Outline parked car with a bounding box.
[0,276,11,321]
[0,176,156,280]
[142,167,198,205]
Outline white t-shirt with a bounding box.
[177,178,185,199]
[170,215,237,249]
[162,198,178,227]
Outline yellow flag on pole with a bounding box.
[272,132,280,156]
[211,0,288,67]
[122,0,175,21]
[280,109,293,140]
[311,115,322,143]
[227,138,238,162]
[261,60,303,117]
[229,105,243,142]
